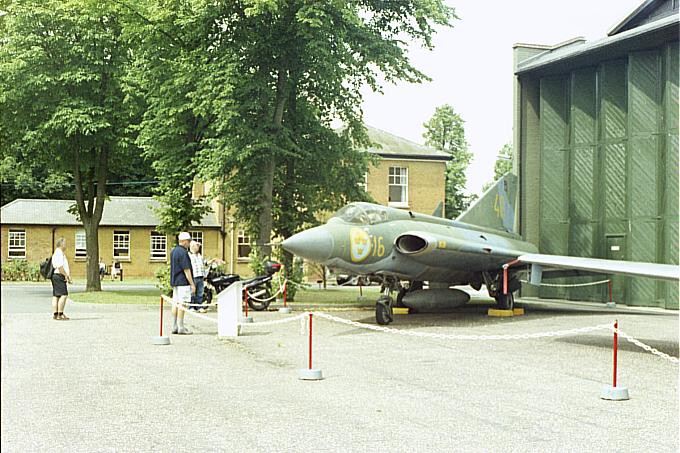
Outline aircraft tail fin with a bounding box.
[432,201,443,218]
[456,173,519,236]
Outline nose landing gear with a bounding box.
[375,295,394,325]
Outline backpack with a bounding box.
[40,257,54,280]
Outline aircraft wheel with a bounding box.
[375,296,393,325]
[496,292,514,310]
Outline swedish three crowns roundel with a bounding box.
[350,228,371,263]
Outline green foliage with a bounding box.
[423,104,474,219]
[493,143,513,180]
[0,0,142,291]
[1,260,42,281]
[481,143,513,192]
[154,265,172,296]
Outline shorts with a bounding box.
[172,286,192,306]
[51,273,68,297]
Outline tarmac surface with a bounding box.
[2,283,678,452]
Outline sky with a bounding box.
[360,0,643,195]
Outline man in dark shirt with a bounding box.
[170,232,196,334]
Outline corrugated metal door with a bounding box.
[606,235,626,303]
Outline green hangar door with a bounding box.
[606,235,625,303]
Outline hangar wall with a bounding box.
[519,41,678,309]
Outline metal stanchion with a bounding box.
[279,281,292,314]
[600,320,629,400]
[151,296,171,345]
[298,313,323,380]
[606,280,616,308]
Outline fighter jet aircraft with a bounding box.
[282,175,679,325]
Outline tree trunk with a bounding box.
[257,66,289,258]
[74,147,108,292]
[84,221,101,291]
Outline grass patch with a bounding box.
[70,289,161,305]
[290,286,380,305]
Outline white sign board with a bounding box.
[217,280,241,338]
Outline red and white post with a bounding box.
[606,279,616,308]
[298,313,323,380]
[242,290,253,323]
[279,280,292,314]
[600,320,629,400]
[151,295,171,345]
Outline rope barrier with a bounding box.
[614,327,679,364]
[156,294,679,364]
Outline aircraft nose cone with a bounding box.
[282,227,334,263]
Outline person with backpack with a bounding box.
[51,237,72,320]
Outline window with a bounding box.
[358,172,368,192]
[190,231,203,245]
[150,231,167,260]
[388,166,408,206]
[237,230,251,260]
[8,229,26,259]
[75,230,87,258]
[113,230,130,259]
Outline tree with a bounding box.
[481,142,513,192]
[493,143,513,180]
[0,0,139,291]
[196,1,456,264]
[423,104,473,219]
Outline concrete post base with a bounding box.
[600,385,629,400]
[151,336,171,345]
[279,307,292,314]
[606,302,617,308]
[241,316,254,323]
[298,368,323,380]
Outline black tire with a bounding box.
[376,303,392,325]
[203,289,213,305]
[246,287,272,311]
[496,292,514,310]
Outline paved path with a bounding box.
[2,284,678,452]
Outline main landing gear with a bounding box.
[483,271,518,311]
[375,295,393,325]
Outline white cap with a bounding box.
[178,232,191,241]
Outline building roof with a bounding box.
[516,7,678,76]
[365,125,451,161]
[0,197,221,228]
[608,0,678,36]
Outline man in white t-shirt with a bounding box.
[51,237,72,320]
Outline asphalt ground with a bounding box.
[1,284,678,452]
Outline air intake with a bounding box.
[395,234,429,254]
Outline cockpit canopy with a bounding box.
[331,203,389,225]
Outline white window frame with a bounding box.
[8,229,26,260]
[358,171,368,192]
[237,230,252,261]
[75,229,87,259]
[150,231,167,261]
[190,230,203,245]
[113,230,130,260]
[388,166,409,207]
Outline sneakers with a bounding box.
[198,308,208,313]
[53,312,69,320]
[176,327,192,335]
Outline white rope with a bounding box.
[239,312,309,327]
[613,327,680,364]
[313,312,613,340]
[520,279,610,288]
[161,295,218,324]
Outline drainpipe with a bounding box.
[229,219,235,275]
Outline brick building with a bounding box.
[1,126,449,278]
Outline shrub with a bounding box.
[0,260,42,281]
[154,265,172,296]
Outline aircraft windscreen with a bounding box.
[332,204,388,225]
